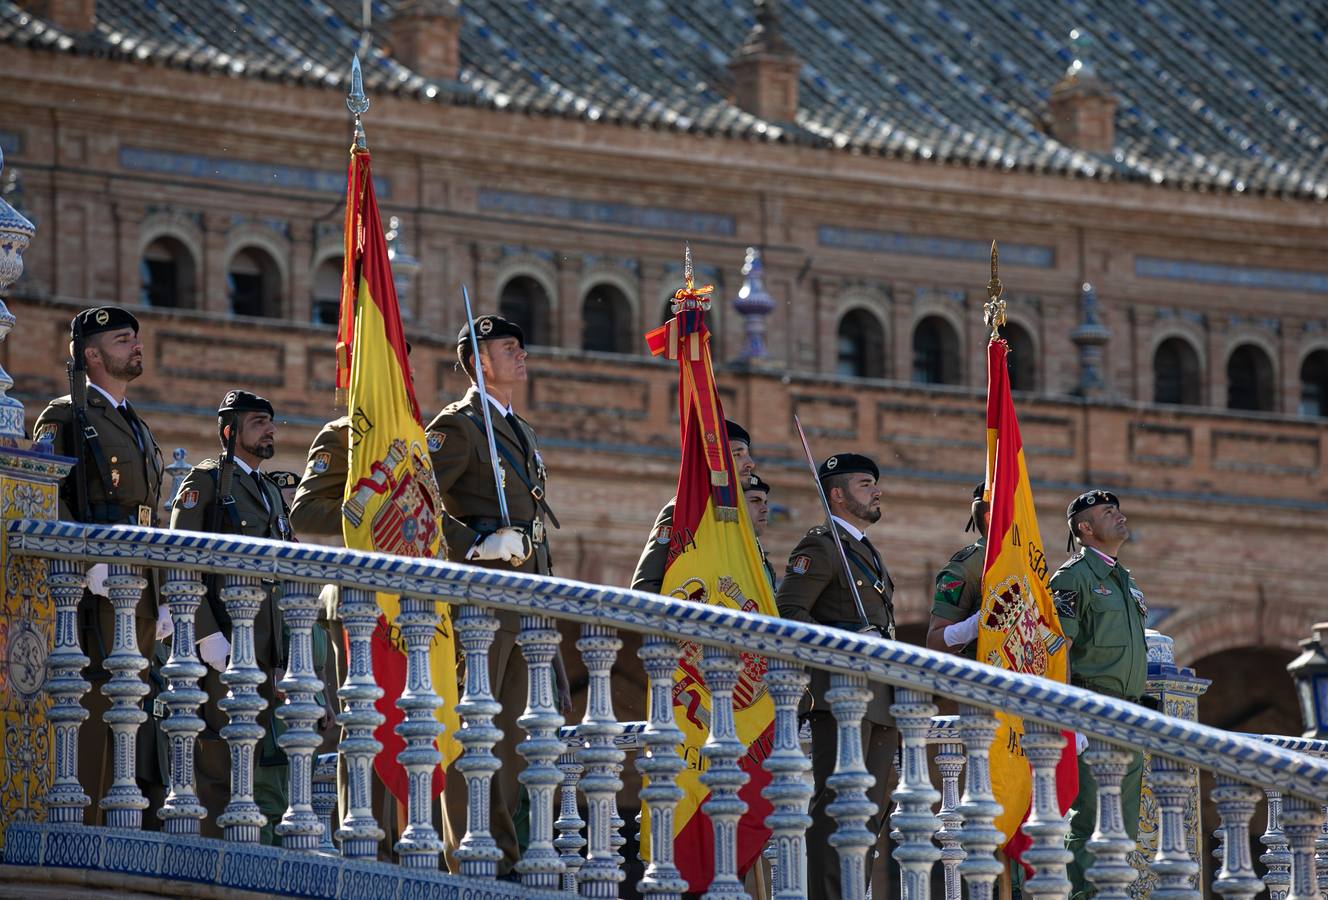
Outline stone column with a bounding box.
[1128,631,1211,897]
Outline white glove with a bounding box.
[942,611,981,648]
[467,527,531,563]
[86,563,108,596]
[1075,732,1088,755]
[155,603,174,641]
[197,633,231,673]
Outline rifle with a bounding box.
[204,410,240,631]
[66,318,92,522]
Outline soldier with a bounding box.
[427,313,569,877]
[925,483,989,657]
[775,453,897,900]
[743,472,777,589]
[169,390,324,842]
[1050,490,1149,900]
[32,305,165,824]
[631,419,756,594]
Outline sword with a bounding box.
[461,284,513,530]
[792,414,874,635]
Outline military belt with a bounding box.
[1071,678,1157,710]
[87,502,157,527]
[463,516,546,545]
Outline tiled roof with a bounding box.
[4,0,1327,200]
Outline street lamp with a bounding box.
[1287,622,1328,739]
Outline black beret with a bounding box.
[817,452,879,482]
[72,306,139,339]
[456,315,525,348]
[1067,489,1119,520]
[744,473,771,494]
[972,482,987,502]
[218,390,275,418]
[726,419,751,447]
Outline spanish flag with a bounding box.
[337,140,461,804]
[978,335,1077,866]
[641,263,778,891]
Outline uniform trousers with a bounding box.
[1066,747,1144,900]
[806,711,899,900]
[443,616,528,876]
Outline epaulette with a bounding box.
[950,543,981,563]
[44,395,74,409]
[807,525,830,537]
[193,457,222,472]
[1051,553,1085,576]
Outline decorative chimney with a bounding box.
[18,0,94,32]
[728,0,801,123]
[1048,28,1117,153]
[388,0,461,83]
[732,247,776,364]
[1070,282,1111,397]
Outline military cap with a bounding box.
[1066,489,1119,520]
[218,390,275,418]
[726,419,751,447]
[72,306,139,339]
[457,315,525,348]
[817,452,878,482]
[744,473,771,494]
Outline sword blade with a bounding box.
[461,285,512,528]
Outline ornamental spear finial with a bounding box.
[984,240,1007,341]
[347,56,370,151]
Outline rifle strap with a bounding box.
[459,410,560,529]
[70,407,120,506]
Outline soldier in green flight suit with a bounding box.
[925,483,989,658]
[1050,490,1149,900]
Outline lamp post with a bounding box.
[1287,622,1328,739]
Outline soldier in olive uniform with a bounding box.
[631,419,756,594]
[925,483,989,657]
[427,314,569,877]
[170,391,319,842]
[1051,490,1149,900]
[775,453,897,900]
[743,473,777,590]
[32,305,165,824]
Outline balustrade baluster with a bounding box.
[1148,755,1200,899]
[955,705,1002,900]
[1317,796,1328,898]
[1019,722,1071,897]
[890,687,941,900]
[43,559,90,824]
[699,647,748,900]
[1261,789,1293,900]
[1280,795,1323,900]
[822,673,875,900]
[454,603,503,877]
[1209,776,1262,899]
[934,741,966,900]
[555,744,587,893]
[101,564,150,829]
[392,595,445,867]
[311,753,338,854]
[216,575,268,843]
[576,623,625,897]
[335,586,386,859]
[637,636,688,900]
[1081,739,1136,899]
[516,613,566,888]
[274,581,325,852]
[762,658,811,900]
[157,569,207,834]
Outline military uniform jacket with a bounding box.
[34,390,164,526]
[289,416,349,547]
[426,387,551,576]
[775,523,895,724]
[1050,551,1148,701]
[631,500,675,594]
[930,538,985,659]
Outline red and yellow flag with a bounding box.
[337,144,461,803]
[640,264,778,892]
[978,336,1078,866]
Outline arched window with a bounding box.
[499,275,553,346]
[581,284,633,354]
[1300,350,1328,417]
[311,256,342,325]
[1153,337,1202,406]
[139,237,196,308]
[911,316,960,385]
[228,247,283,318]
[836,309,885,378]
[1003,321,1036,392]
[1227,343,1276,412]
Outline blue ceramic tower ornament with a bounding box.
[733,247,775,362]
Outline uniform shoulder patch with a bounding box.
[426,431,446,452]
[311,451,331,474]
[179,489,199,510]
[1052,588,1078,618]
[34,422,59,444]
[788,554,812,575]
[653,524,672,545]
